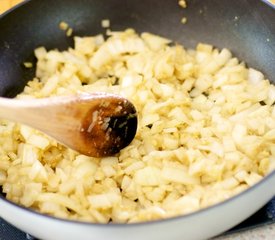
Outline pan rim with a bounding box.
[0,0,31,18]
[0,170,274,228]
[261,0,275,9]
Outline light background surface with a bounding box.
[0,0,23,14]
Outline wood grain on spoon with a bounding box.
[0,93,138,157]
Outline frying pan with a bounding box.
[0,0,274,239]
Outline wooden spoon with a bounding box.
[0,93,138,157]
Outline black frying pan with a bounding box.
[0,1,275,240]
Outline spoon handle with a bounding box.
[0,97,44,124]
[0,96,80,133]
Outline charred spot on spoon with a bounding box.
[81,98,137,157]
